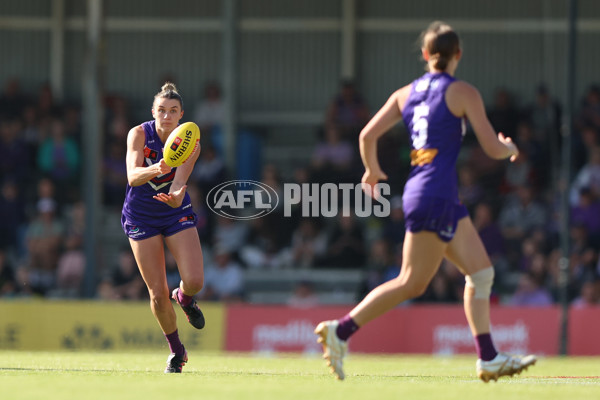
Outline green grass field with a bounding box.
[0,351,598,400]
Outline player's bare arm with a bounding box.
[359,85,410,187]
[447,81,518,161]
[126,125,172,187]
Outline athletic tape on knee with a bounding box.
[465,266,494,299]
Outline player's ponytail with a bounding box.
[154,81,184,109]
[420,21,460,72]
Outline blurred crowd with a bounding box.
[1,76,600,308]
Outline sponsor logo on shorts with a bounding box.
[128,226,146,238]
[206,180,390,220]
[178,215,195,223]
[440,224,454,238]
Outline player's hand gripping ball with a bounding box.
[163,122,201,167]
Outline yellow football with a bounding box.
[163,122,200,167]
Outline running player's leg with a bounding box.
[315,230,447,380]
[349,231,447,325]
[444,216,492,336]
[129,236,176,333]
[446,216,536,381]
[164,227,204,296]
[164,227,205,329]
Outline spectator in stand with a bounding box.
[35,83,62,120]
[212,215,248,255]
[501,149,535,194]
[514,120,545,182]
[37,118,80,200]
[572,279,600,308]
[323,213,366,269]
[487,87,519,139]
[498,185,546,262]
[358,242,400,302]
[464,143,505,193]
[0,249,17,297]
[573,125,599,173]
[310,124,355,183]
[365,238,393,273]
[576,85,600,133]
[0,78,28,119]
[0,116,30,183]
[104,95,132,145]
[186,182,213,244]
[518,237,541,272]
[571,187,600,242]
[0,179,26,255]
[54,234,85,298]
[325,79,370,140]
[508,271,554,306]
[199,247,244,302]
[526,84,561,143]
[240,216,288,270]
[525,84,561,176]
[473,202,505,260]
[472,202,509,285]
[569,223,599,287]
[418,267,460,303]
[54,201,86,298]
[570,146,600,206]
[62,104,82,144]
[286,218,328,269]
[21,198,65,295]
[20,104,42,171]
[102,141,128,208]
[288,280,319,308]
[457,166,485,212]
[193,81,224,156]
[191,144,227,195]
[98,248,146,301]
[381,196,406,248]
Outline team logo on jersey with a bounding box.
[143,146,158,161]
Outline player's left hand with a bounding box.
[498,132,519,162]
[361,170,388,199]
[153,185,187,208]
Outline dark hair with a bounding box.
[154,82,183,109]
[420,21,460,71]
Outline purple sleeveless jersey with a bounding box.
[121,121,195,240]
[402,72,465,201]
[400,72,468,241]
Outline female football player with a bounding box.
[122,82,205,373]
[315,22,536,382]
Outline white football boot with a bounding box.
[314,320,348,380]
[476,352,537,382]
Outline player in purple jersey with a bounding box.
[315,22,536,382]
[122,82,205,373]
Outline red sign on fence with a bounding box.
[225,304,565,355]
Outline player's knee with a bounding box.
[149,289,170,308]
[465,266,494,299]
[183,277,204,293]
[402,280,429,299]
